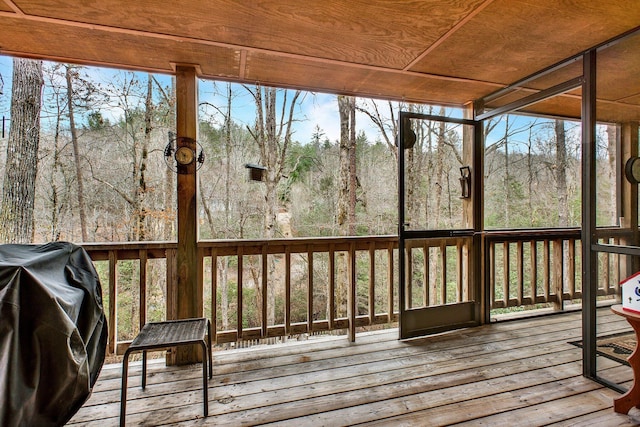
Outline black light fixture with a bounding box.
[164,131,205,173]
[245,163,267,182]
[459,166,471,199]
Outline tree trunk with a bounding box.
[348,97,357,236]
[503,116,511,227]
[0,58,43,244]
[433,109,446,229]
[555,119,568,227]
[337,95,350,235]
[247,84,301,326]
[221,83,232,328]
[66,66,88,241]
[429,111,447,304]
[336,95,351,315]
[49,75,66,241]
[137,74,152,241]
[164,77,176,240]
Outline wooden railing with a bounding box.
[83,229,625,355]
[199,237,400,344]
[485,228,622,311]
[404,236,474,308]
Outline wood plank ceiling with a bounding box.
[1,0,639,121]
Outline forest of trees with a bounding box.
[0,59,620,249]
[0,58,623,339]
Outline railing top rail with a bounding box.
[485,228,581,242]
[81,226,631,258]
[198,235,398,246]
[199,235,399,256]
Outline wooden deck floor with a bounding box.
[68,308,640,426]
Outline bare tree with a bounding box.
[66,65,88,241]
[337,95,351,235]
[246,84,302,324]
[0,58,43,244]
[555,119,568,227]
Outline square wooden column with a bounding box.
[462,102,485,324]
[174,65,201,365]
[620,121,640,276]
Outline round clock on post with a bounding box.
[175,146,195,166]
[625,156,640,184]
[164,134,205,173]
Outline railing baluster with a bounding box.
[428,245,436,305]
[285,246,292,335]
[369,242,375,324]
[237,247,243,341]
[503,242,509,307]
[307,249,314,333]
[261,245,268,338]
[568,239,576,298]
[457,240,463,303]
[406,244,413,309]
[530,241,537,303]
[423,243,429,306]
[139,249,147,330]
[489,242,496,308]
[440,242,446,304]
[211,248,218,344]
[387,243,394,322]
[516,241,523,306]
[603,240,611,293]
[543,240,550,302]
[348,242,356,342]
[328,244,335,330]
[553,239,563,310]
[108,250,117,355]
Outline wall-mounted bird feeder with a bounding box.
[245,163,267,182]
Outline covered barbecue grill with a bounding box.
[0,242,107,426]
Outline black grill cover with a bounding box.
[0,242,107,426]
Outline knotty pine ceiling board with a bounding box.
[410,0,640,85]
[0,17,240,77]
[596,33,640,103]
[596,101,640,123]
[2,0,639,116]
[12,0,488,69]
[245,51,496,105]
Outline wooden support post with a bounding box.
[463,102,485,323]
[620,122,640,279]
[175,65,201,365]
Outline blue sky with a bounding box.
[0,55,388,144]
[2,55,577,157]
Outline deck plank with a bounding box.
[67,308,635,426]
